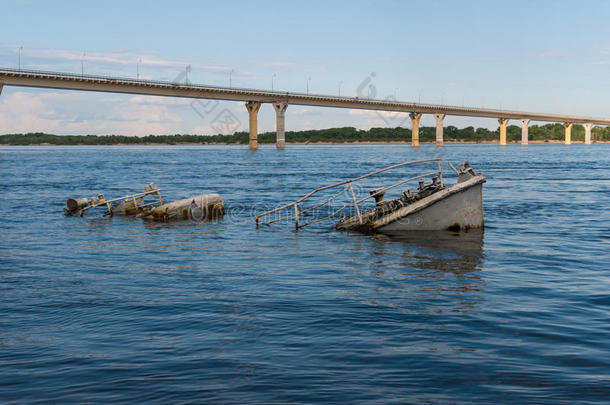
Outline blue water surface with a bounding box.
[1,144,609,404]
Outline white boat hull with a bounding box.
[337,175,485,234]
[376,178,484,234]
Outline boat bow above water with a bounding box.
[256,159,486,235]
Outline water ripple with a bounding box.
[0,144,609,404]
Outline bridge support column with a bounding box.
[246,101,261,150]
[584,123,593,145]
[498,118,509,146]
[272,102,288,149]
[409,113,422,147]
[564,122,573,145]
[433,113,445,146]
[0,83,3,96]
[520,119,530,145]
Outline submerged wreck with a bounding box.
[255,159,485,235]
[64,183,224,222]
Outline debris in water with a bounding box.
[64,183,224,222]
[147,194,224,222]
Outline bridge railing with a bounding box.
[0,67,543,114]
[1,67,604,122]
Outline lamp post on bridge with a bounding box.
[137,59,141,80]
[272,73,276,91]
[307,77,311,95]
[184,65,191,84]
[18,46,23,71]
[339,81,342,97]
[394,88,398,100]
[81,52,85,77]
[229,69,234,88]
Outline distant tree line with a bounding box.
[1,123,609,145]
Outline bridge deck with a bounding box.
[1,68,609,125]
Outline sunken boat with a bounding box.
[64,183,224,222]
[335,161,485,234]
[255,159,485,235]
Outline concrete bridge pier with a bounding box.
[498,118,509,146]
[409,113,422,147]
[498,118,508,146]
[433,113,445,146]
[0,83,3,96]
[564,122,573,145]
[273,102,288,149]
[520,119,530,145]
[584,123,593,145]
[246,101,261,150]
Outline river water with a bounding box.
[1,144,609,404]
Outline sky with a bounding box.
[1,0,610,136]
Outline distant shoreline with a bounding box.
[3,140,607,146]
[2,124,608,145]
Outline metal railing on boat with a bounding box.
[255,158,443,230]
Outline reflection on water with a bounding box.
[368,229,484,277]
[379,229,483,254]
[339,229,485,315]
[387,229,484,274]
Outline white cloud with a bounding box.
[348,109,377,116]
[13,47,182,68]
[290,107,321,115]
[0,91,186,136]
[0,92,61,133]
[0,43,253,78]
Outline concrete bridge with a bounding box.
[1,68,608,149]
